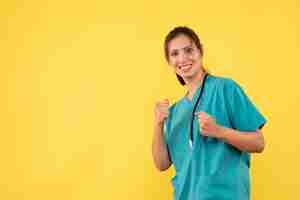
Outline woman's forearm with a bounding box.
[152,123,172,171]
[216,126,265,153]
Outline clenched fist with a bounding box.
[195,111,221,138]
[154,99,170,126]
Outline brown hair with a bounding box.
[164,26,204,86]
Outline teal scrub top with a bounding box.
[164,75,267,200]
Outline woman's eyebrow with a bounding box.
[171,44,193,52]
[183,45,193,50]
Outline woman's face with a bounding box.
[167,34,203,80]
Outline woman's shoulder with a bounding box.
[208,74,239,88]
[207,74,248,98]
[167,95,188,116]
[168,98,183,111]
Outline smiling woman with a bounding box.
[164,26,205,87]
[152,26,267,200]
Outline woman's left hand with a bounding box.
[195,111,222,138]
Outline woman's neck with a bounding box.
[185,70,206,100]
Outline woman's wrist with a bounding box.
[154,121,164,128]
[154,121,165,136]
[215,125,229,140]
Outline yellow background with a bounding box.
[1,0,300,199]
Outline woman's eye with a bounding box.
[185,47,193,54]
[170,51,178,57]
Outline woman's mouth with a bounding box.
[179,63,193,71]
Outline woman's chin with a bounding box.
[181,74,194,80]
[182,71,195,78]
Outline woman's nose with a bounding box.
[178,52,188,63]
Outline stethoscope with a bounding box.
[189,73,209,148]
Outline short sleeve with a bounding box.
[224,79,267,132]
[163,104,175,144]
[163,105,176,163]
[163,118,170,143]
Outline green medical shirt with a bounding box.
[164,75,267,200]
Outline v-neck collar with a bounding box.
[183,85,202,105]
[183,74,209,106]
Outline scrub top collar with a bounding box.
[183,74,210,107]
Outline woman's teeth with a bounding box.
[180,64,192,70]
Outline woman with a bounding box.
[152,26,267,200]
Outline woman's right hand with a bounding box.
[154,99,170,126]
